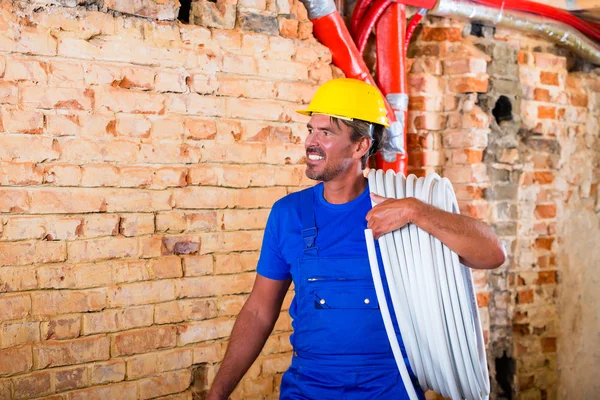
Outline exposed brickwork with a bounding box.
[408,19,600,400]
[1,2,598,399]
[0,1,322,398]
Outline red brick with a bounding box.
[48,60,84,86]
[156,70,188,93]
[217,76,276,100]
[540,71,559,86]
[65,381,137,400]
[138,369,192,399]
[127,348,193,379]
[192,342,224,364]
[118,66,155,90]
[54,365,88,392]
[460,202,489,219]
[29,188,106,213]
[214,253,259,275]
[0,379,10,399]
[0,82,18,104]
[0,345,33,375]
[0,135,59,163]
[116,114,151,138]
[15,27,57,56]
[279,17,298,38]
[4,58,48,83]
[34,336,110,369]
[421,27,462,42]
[173,187,236,209]
[182,255,214,277]
[443,57,487,75]
[82,305,153,335]
[188,73,219,95]
[570,93,588,107]
[151,118,185,140]
[31,289,106,317]
[89,359,125,385]
[534,237,555,250]
[537,105,556,119]
[533,88,550,102]
[218,295,246,316]
[81,165,120,187]
[0,241,66,267]
[407,74,442,94]
[12,370,52,399]
[541,337,557,353]
[448,75,489,93]
[150,256,183,279]
[257,59,308,81]
[184,118,216,140]
[0,294,31,321]
[94,87,165,114]
[178,318,235,345]
[178,273,255,298]
[112,326,177,357]
[535,204,557,219]
[21,85,94,110]
[41,315,81,340]
[534,53,566,69]
[120,214,155,237]
[153,167,188,188]
[81,214,120,238]
[108,279,176,307]
[67,236,138,263]
[1,108,44,134]
[119,166,153,188]
[1,321,39,349]
[518,289,534,304]
[220,209,270,231]
[536,270,556,284]
[262,353,291,374]
[0,162,43,185]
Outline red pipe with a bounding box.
[355,0,393,56]
[405,10,426,54]
[350,0,374,37]
[374,2,408,175]
[472,0,600,40]
[311,11,398,125]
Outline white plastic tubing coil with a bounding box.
[364,169,490,400]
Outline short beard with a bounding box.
[305,160,349,182]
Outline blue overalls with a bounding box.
[280,189,425,400]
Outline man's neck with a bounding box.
[322,175,367,205]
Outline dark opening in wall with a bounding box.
[492,95,513,125]
[495,352,515,399]
[178,0,192,23]
[470,21,485,38]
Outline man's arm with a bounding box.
[366,194,506,270]
[207,275,291,400]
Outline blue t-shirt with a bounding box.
[257,181,372,280]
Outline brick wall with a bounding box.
[1,1,599,399]
[0,0,330,399]
[407,17,600,400]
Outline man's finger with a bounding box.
[370,193,386,204]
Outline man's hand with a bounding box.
[366,193,422,239]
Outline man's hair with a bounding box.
[331,117,385,169]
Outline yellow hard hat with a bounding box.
[297,78,389,127]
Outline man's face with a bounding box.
[304,114,357,182]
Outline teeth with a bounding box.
[308,154,324,160]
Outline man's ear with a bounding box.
[355,136,372,160]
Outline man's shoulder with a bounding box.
[273,184,318,210]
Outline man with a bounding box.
[207,78,506,399]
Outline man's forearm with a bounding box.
[208,306,277,399]
[411,200,506,269]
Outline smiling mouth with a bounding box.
[307,154,325,161]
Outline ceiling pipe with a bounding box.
[430,0,600,65]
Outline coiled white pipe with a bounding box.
[364,170,490,400]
